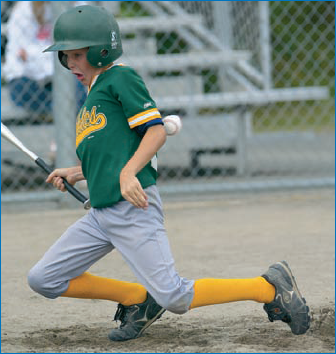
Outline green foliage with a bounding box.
[253,101,335,133]
[119,1,150,17]
[258,1,336,131]
[270,1,335,93]
[156,32,188,55]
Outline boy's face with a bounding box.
[63,48,99,86]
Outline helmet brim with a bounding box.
[43,41,95,52]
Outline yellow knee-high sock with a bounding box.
[190,276,275,309]
[61,272,147,306]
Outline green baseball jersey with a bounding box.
[76,64,162,208]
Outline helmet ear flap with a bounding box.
[57,44,123,70]
[58,51,69,69]
[86,45,122,68]
[58,47,117,70]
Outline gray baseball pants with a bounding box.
[27,185,194,314]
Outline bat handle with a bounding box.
[35,158,91,209]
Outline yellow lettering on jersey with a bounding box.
[76,106,107,147]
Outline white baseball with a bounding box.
[163,115,182,136]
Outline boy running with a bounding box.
[28,5,310,341]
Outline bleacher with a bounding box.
[117,1,329,175]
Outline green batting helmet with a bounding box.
[44,5,122,69]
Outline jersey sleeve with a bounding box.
[112,66,162,129]
[133,119,163,137]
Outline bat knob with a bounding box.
[84,199,91,210]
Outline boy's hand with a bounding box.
[46,166,84,192]
[120,169,148,209]
[119,125,166,209]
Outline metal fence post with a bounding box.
[236,107,248,176]
[51,1,78,207]
[259,1,272,89]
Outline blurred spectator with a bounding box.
[2,1,86,116]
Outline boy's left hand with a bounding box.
[120,170,148,209]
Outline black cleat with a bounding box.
[262,261,310,335]
[108,293,166,341]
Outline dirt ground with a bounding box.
[1,187,335,353]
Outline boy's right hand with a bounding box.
[120,168,149,209]
[46,166,84,192]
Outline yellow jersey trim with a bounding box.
[128,108,161,128]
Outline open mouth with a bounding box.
[74,73,84,81]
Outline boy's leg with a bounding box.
[28,210,146,305]
[99,187,276,340]
[62,272,147,306]
[190,261,310,335]
[93,187,310,339]
[98,186,195,314]
[96,186,193,341]
[103,187,275,314]
[190,277,275,308]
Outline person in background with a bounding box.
[3,1,87,117]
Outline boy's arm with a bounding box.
[120,124,166,209]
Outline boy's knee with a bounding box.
[163,301,189,315]
[155,292,192,315]
[27,266,60,299]
[27,266,45,296]
[149,278,194,314]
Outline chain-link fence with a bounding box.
[1,1,334,204]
